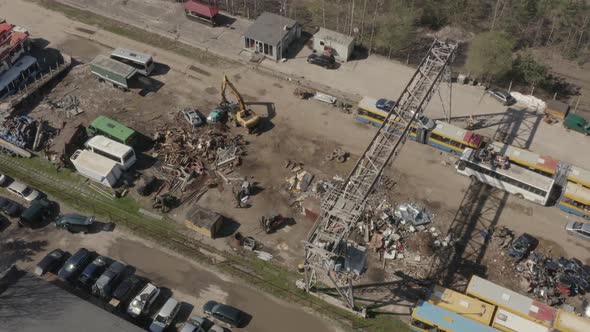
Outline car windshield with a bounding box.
[22,187,32,196]
[155,314,167,323]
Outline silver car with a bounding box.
[181,108,203,127]
[149,297,181,332]
[127,283,160,318]
[565,221,590,241]
[7,181,40,202]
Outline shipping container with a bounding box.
[90,55,136,90]
[466,276,557,327]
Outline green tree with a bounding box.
[466,31,515,81]
[513,51,549,87]
[375,2,416,57]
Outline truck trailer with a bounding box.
[90,55,137,91]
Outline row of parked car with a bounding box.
[35,247,247,331]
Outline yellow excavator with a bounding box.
[220,75,260,133]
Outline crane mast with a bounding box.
[303,40,458,310]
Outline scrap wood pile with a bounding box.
[516,252,590,306]
[151,125,246,203]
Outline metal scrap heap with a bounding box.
[0,115,37,148]
[518,252,590,305]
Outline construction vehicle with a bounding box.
[260,214,284,234]
[220,75,260,133]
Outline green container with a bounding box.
[90,55,136,89]
[564,114,590,135]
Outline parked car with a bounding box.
[565,221,590,241]
[376,98,396,111]
[93,261,127,299]
[508,233,538,260]
[78,255,111,287]
[113,274,145,304]
[179,316,212,332]
[0,196,23,217]
[7,181,40,202]
[181,108,204,127]
[149,298,181,332]
[488,89,517,106]
[306,53,336,69]
[0,173,9,186]
[58,248,93,282]
[203,301,246,328]
[55,214,96,233]
[127,283,161,318]
[18,198,53,228]
[34,249,69,276]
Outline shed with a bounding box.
[183,1,219,26]
[242,12,301,61]
[313,28,355,62]
[545,99,570,120]
[184,207,223,239]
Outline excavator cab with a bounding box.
[219,75,260,133]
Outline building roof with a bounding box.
[0,55,37,91]
[70,149,120,176]
[185,207,222,230]
[0,267,144,332]
[243,12,298,46]
[85,135,133,157]
[314,28,354,46]
[90,55,136,79]
[0,26,28,61]
[184,0,219,18]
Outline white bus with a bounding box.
[85,135,136,170]
[110,48,155,76]
[456,148,556,205]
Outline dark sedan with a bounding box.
[112,274,145,304]
[58,248,93,282]
[376,98,396,111]
[0,196,23,218]
[203,300,246,328]
[92,261,126,299]
[306,53,336,69]
[79,255,111,287]
[34,249,69,276]
[508,233,538,260]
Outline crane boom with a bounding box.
[303,40,457,310]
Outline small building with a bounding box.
[184,207,223,239]
[242,12,301,61]
[545,99,570,120]
[70,149,123,188]
[313,28,355,62]
[0,55,37,100]
[183,0,220,26]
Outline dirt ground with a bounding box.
[3,0,590,320]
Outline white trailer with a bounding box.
[70,149,123,188]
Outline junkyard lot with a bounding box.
[2,0,590,318]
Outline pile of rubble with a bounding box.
[0,116,38,149]
[46,95,83,117]
[517,253,590,305]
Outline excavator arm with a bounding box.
[219,75,260,132]
[221,75,247,113]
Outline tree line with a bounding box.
[214,0,588,92]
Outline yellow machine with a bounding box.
[221,75,260,133]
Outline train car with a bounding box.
[410,301,498,332]
[427,285,495,326]
[488,142,559,178]
[466,276,557,327]
[559,182,590,219]
[493,308,551,332]
[553,309,590,332]
[428,120,485,155]
[567,165,590,189]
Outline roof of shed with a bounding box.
[314,27,355,46]
[243,12,298,46]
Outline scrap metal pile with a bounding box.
[0,116,55,154]
[517,252,590,305]
[151,125,246,198]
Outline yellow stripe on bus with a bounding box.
[567,177,590,189]
[561,202,590,214]
[428,138,464,153]
[564,194,590,206]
